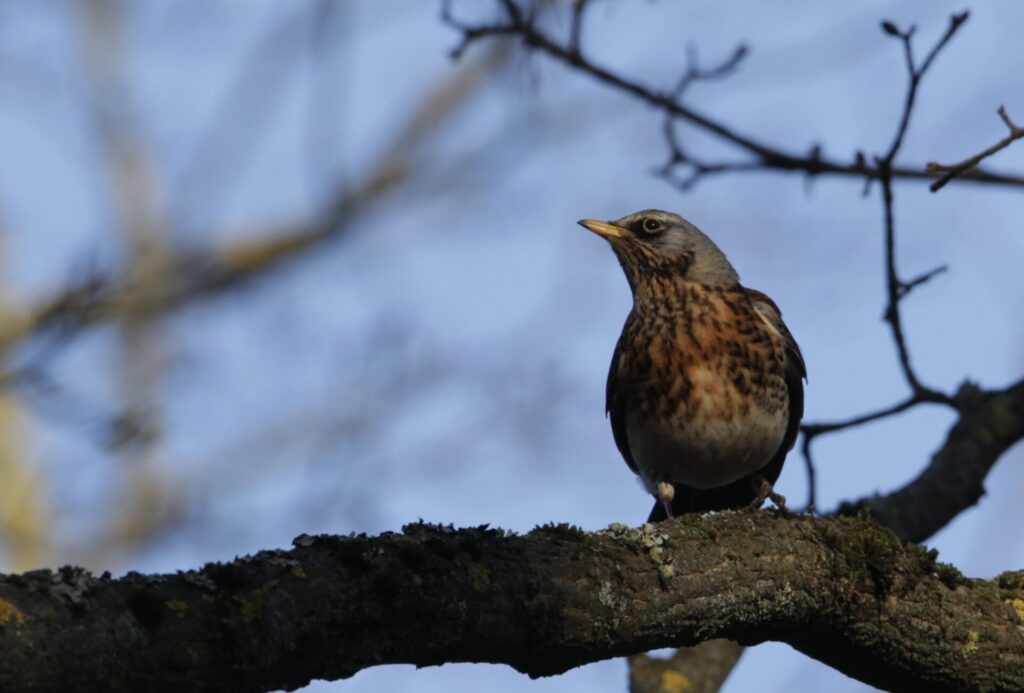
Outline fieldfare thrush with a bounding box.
[579,210,805,522]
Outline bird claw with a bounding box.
[749,475,789,514]
[661,499,674,519]
[656,482,675,519]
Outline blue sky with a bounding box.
[1,2,1023,691]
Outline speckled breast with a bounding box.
[616,283,790,491]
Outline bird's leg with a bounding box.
[749,474,788,513]
[656,481,675,519]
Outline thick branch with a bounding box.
[0,514,1020,693]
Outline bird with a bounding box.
[578,209,805,522]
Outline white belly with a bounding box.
[627,406,786,492]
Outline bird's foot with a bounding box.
[749,475,789,514]
[656,482,675,519]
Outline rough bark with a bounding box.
[0,513,1021,693]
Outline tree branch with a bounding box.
[797,14,972,509]
[838,377,1024,544]
[629,639,742,693]
[876,13,966,405]
[0,513,1021,693]
[0,42,509,384]
[443,3,1024,191]
[799,393,926,511]
[928,106,1024,191]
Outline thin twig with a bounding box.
[442,5,1023,190]
[928,106,1024,191]
[568,0,591,55]
[659,44,750,188]
[800,435,818,514]
[673,44,749,98]
[802,395,924,440]
[798,394,926,510]
[897,264,948,299]
[791,14,969,506]
[874,14,967,406]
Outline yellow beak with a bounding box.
[578,219,626,239]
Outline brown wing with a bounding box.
[606,325,638,475]
[745,287,806,466]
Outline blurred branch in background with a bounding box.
[0,2,513,569]
[0,393,49,571]
[170,4,312,233]
[78,0,173,565]
[171,316,580,539]
[0,40,508,367]
[0,210,50,571]
[629,640,743,693]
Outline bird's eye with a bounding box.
[642,218,663,233]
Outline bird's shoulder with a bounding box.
[740,286,806,381]
[741,285,806,463]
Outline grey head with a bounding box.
[578,209,739,291]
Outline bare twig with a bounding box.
[875,14,967,405]
[799,394,925,511]
[803,395,925,440]
[568,0,594,55]
[793,15,967,507]
[170,5,309,231]
[799,435,818,514]
[897,264,948,299]
[0,43,508,377]
[443,3,1023,190]
[659,44,750,189]
[928,106,1024,191]
[673,44,749,98]
[879,13,969,164]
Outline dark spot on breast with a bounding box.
[732,372,748,394]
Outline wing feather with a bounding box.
[605,328,638,475]
[746,287,805,464]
